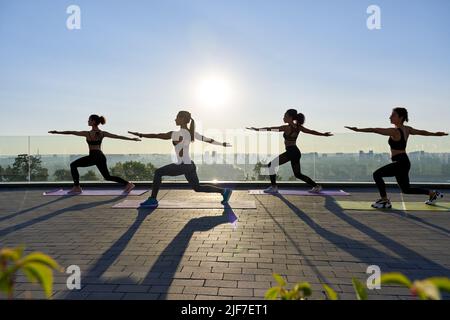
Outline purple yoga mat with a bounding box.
[248,189,350,196]
[227,210,239,230]
[43,189,148,196]
[112,199,256,209]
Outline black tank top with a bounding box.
[283,125,299,142]
[388,128,407,150]
[86,131,103,146]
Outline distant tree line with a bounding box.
[0,155,156,182]
[0,155,48,182]
[1,154,449,183]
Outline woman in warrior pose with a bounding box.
[129,110,233,208]
[346,107,447,208]
[49,114,140,194]
[247,108,332,193]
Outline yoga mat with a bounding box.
[43,189,148,196]
[112,199,256,209]
[248,189,350,196]
[228,211,239,229]
[336,201,450,212]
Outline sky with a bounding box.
[0,0,449,154]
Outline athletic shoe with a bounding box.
[263,185,279,193]
[371,199,392,209]
[309,185,322,193]
[425,191,443,205]
[221,188,233,204]
[140,197,159,208]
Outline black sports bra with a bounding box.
[388,128,407,150]
[86,131,103,146]
[283,126,299,142]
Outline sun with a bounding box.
[195,75,232,108]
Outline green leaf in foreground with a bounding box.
[352,278,368,300]
[380,272,412,288]
[323,284,339,300]
[264,287,280,300]
[273,273,287,287]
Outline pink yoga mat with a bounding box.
[248,189,350,196]
[112,199,256,209]
[43,189,148,196]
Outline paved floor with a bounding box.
[0,187,449,300]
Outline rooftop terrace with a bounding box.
[0,185,449,300]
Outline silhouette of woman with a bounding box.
[247,108,332,193]
[129,111,233,208]
[346,107,448,208]
[49,114,140,194]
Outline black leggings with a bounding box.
[70,150,129,186]
[373,153,429,198]
[151,162,224,198]
[268,145,317,187]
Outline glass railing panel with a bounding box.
[0,134,448,183]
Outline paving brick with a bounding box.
[205,280,237,288]
[114,285,150,293]
[83,284,118,292]
[218,288,253,297]
[183,286,219,295]
[122,293,160,300]
[191,272,224,280]
[2,188,449,300]
[238,281,271,289]
[87,292,124,299]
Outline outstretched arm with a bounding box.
[103,131,140,141]
[345,126,396,136]
[128,131,172,140]
[194,132,231,147]
[300,126,333,137]
[407,126,448,137]
[48,130,88,137]
[246,125,286,132]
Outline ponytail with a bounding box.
[296,113,305,126]
[89,114,106,126]
[189,118,195,142]
[286,109,305,127]
[393,107,409,123]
